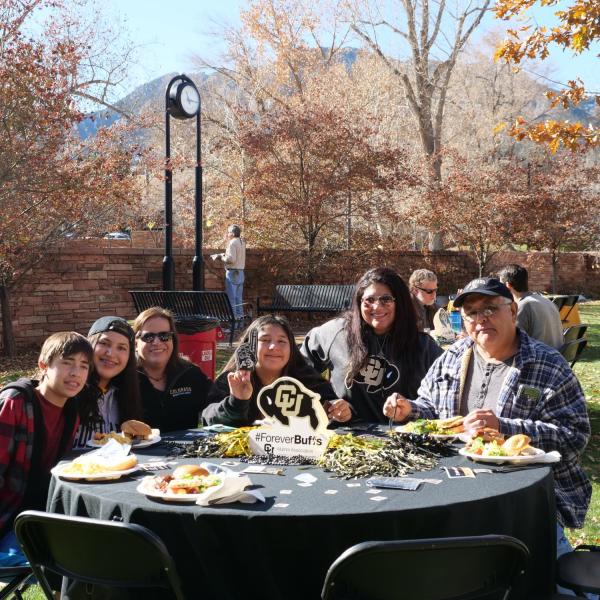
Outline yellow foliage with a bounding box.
[494,0,600,150]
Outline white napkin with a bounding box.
[533,450,561,464]
[196,474,265,506]
[77,438,132,464]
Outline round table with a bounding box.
[48,431,557,600]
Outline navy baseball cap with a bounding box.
[453,278,513,308]
[88,316,134,343]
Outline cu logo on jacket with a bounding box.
[352,356,400,393]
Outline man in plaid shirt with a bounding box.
[384,278,591,542]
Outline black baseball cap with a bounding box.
[88,316,134,344]
[453,277,514,308]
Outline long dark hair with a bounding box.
[222,315,305,376]
[344,266,419,384]
[78,328,143,428]
[132,306,191,377]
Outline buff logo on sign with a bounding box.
[257,378,327,430]
[249,377,331,459]
[351,356,399,393]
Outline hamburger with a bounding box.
[437,416,465,433]
[172,464,210,479]
[166,464,219,495]
[501,434,531,456]
[471,428,505,443]
[121,420,153,443]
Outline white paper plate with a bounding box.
[52,462,139,481]
[458,447,546,465]
[87,430,161,449]
[136,462,228,503]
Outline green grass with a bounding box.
[567,301,600,545]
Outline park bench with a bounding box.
[256,284,354,316]
[129,290,251,346]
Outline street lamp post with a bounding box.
[163,74,202,291]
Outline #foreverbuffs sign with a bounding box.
[248,376,331,459]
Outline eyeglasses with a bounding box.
[462,300,513,323]
[139,331,175,343]
[416,286,438,295]
[361,294,396,306]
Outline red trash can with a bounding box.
[176,317,220,381]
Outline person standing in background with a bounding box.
[215,224,246,323]
[497,264,564,349]
[408,269,438,332]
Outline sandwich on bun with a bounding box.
[172,464,209,479]
[64,453,138,475]
[437,416,465,433]
[471,428,505,443]
[167,464,220,495]
[501,434,531,456]
[121,420,153,442]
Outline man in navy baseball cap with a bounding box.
[453,277,513,308]
[384,274,591,554]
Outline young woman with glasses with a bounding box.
[301,267,443,423]
[203,315,352,427]
[73,316,144,449]
[408,268,439,332]
[133,307,212,431]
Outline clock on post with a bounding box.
[163,74,204,292]
[167,76,200,119]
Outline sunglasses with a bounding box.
[416,286,438,294]
[361,294,395,306]
[139,331,175,343]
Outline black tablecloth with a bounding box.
[48,431,557,600]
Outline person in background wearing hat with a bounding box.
[383,277,591,560]
[408,268,438,332]
[72,316,145,449]
[497,264,564,349]
[214,224,246,324]
[133,307,212,432]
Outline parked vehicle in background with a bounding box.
[103,232,131,240]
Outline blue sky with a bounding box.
[106,0,598,97]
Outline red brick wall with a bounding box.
[2,239,599,351]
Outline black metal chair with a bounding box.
[321,535,530,600]
[556,545,600,597]
[562,324,588,344]
[0,565,32,599]
[14,511,185,600]
[559,338,588,368]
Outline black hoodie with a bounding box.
[300,318,443,423]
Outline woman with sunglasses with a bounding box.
[408,269,439,332]
[73,316,144,448]
[203,315,352,427]
[301,267,443,423]
[133,307,212,432]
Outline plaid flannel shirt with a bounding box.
[409,330,591,528]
